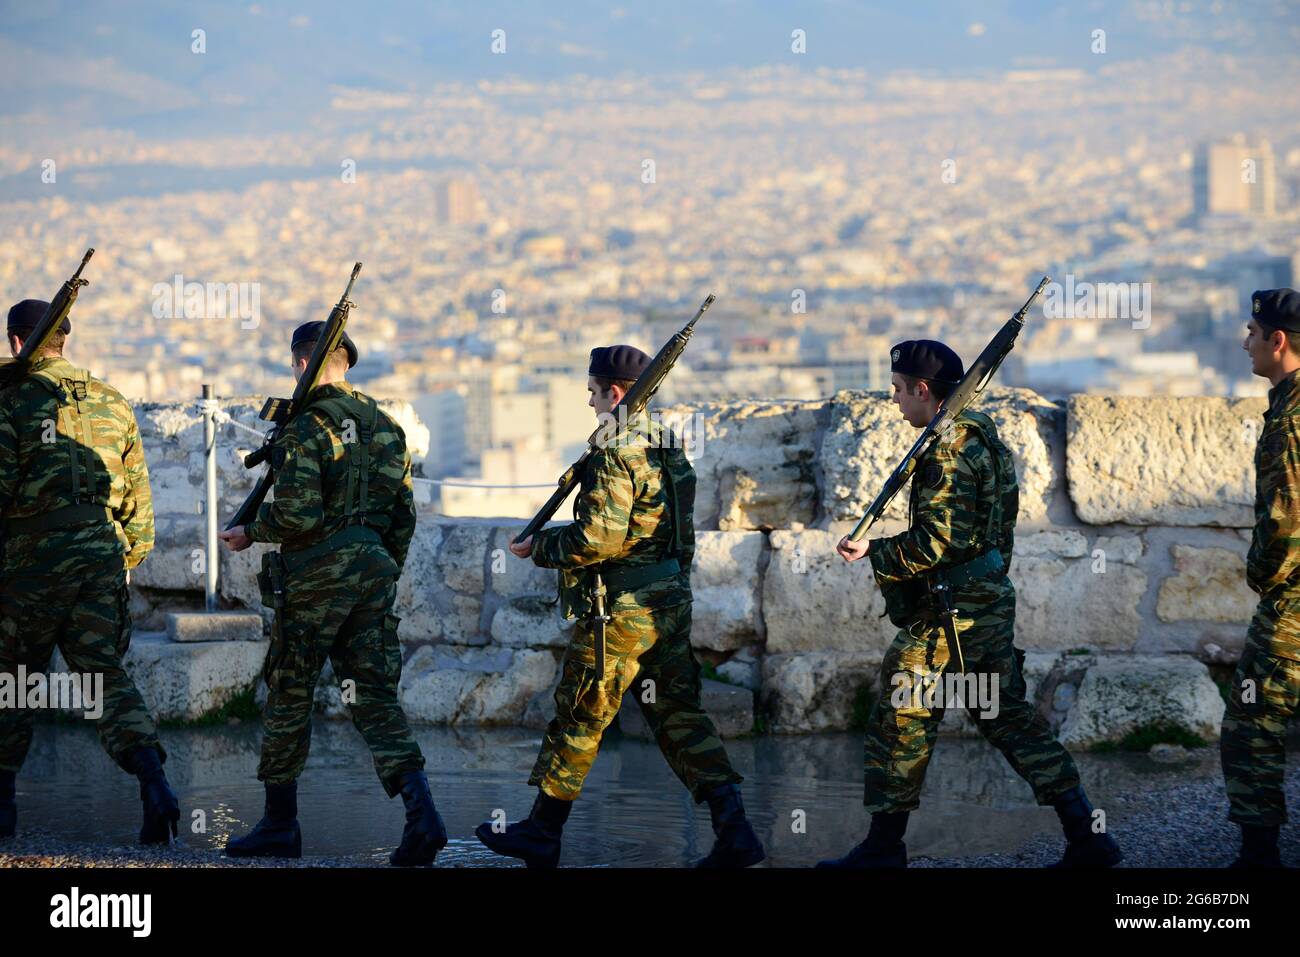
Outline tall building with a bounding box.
[434,176,481,226]
[1193,136,1276,219]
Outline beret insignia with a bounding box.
[891,348,901,363]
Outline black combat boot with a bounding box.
[1230,824,1282,868]
[389,770,448,867]
[695,783,766,868]
[124,747,179,845]
[475,790,571,868]
[225,782,302,859]
[0,769,15,838]
[1050,786,1123,868]
[815,811,909,868]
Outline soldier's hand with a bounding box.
[836,535,870,563]
[509,535,533,558]
[219,526,253,552]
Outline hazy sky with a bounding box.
[2,0,1297,137]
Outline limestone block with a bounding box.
[1059,655,1226,748]
[122,633,268,722]
[1067,395,1264,526]
[763,529,893,655]
[659,399,823,530]
[759,650,882,733]
[166,612,264,642]
[1156,544,1256,623]
[1009,534,1146,652]
[399,646,558,725]
[691,531,765,651]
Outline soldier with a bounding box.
[818,340,1121,868]
[475,345,764,868]
[1222,288,1300,868]
[218,321,445,865]
[0,298,178,843]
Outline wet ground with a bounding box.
[12,717,1293,868]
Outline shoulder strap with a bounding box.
[652,445,682,560]
[57,376,97,504]
[961,417,1004,543]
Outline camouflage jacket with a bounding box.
[1247,367,1300,599]
[532,409,695,618]
[0,355,154,571]
[246,382,417,571]
[869,410,1018,606]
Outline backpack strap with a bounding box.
[59,377,96,504]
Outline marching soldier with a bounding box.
[476,345,764,868]
[1222,288,1300,868]
[819,340,1121,868]
[218,321,445,865]
[0,298,178,843]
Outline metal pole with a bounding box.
[202,384,219,612]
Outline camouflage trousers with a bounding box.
[863,586,1080,813]
[1221,601,1300,827]
[0,558,163,773]
[257,551,423,797]
[529,600,743,802]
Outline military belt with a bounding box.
[2,503,113,535]
[600,557,681,595]
[280,523,384,575]
[939,548,1004,589]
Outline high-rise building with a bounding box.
[1193,136,1276,219]
[435,176,481,226]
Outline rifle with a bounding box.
[516,293,714,680]
[226,262,362,530]
[847,276,1050,544]
[0,248,95,390]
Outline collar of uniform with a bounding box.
[304,380,353,407]
[618,407,655,444]
[1267,367,1300,417]
[27,355,82,386]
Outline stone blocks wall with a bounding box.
[123,388,1260,741]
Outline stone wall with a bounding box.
[118,388,1260,743]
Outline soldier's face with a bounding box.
[1244,319,1280,378]
[587,376,624,416]
[7,334,20,358]
[290,355,309,382]
[890,373,930,428]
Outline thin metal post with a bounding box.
[202,384,219,612]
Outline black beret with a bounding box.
[291,320,358,368]
[589,344,650,381]
[1252,289,1300,334]
[890,339,963,384]
[7,299,69,336]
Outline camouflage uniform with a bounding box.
[863,409,1080,812]
[245,382,423,797]
[1222,367,1300,827]
[0,355,159,773]
[527,410,742,801]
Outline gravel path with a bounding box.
[914,760,1300,868]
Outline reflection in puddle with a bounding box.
[16,719,1215,867]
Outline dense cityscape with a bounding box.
[1,17,1296,516]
